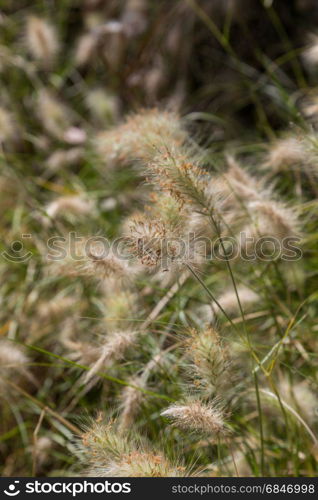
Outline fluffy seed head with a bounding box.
[248,199,299,239]
[37,90,70,139]
[118,377,145,431]
[125,214,200,273]
[85,247,132,280]
[37,296,77,321]
[86,88,119,124]
[83,331,137,383]
[102,288,137,330]
[80,419,184,477]
[161,400,228,436]
[25,16,59,66]
[75,33,98,67]
[301,93,318,121]
[186,327,231,396]
[0,340,31,393]
[217,285,259,315]
[264,137,309,172]
[147,192,190,230]
[33,436,52,467]
[223,156,267,204]
[48,238,132,282]
[0,340,29,371]
[148,147,208,209]
[45,195,94,219]
[100,450,181,477]
[60,322,101,366]
[302,34,318,68]
[126,216,167,269]
[95,109,186,168]
[46,147,84,172]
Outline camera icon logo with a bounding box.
[1,235,33,263]
[4,481,20,496]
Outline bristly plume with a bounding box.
[83,331,137,383]
[79,418,186,477]
[25,16,59,67]
[85,247,134,281]
[302,33,318,69]
[125,214,202,273]
[161,400,229,436]
[185,327,232,397]
[95,108,186,168]
[263,136,311,173]
[85,88,119,125]
[0,340,32,393]
[247,199,300,240]
[147,146,209,209]
[45,195,94,220]
[118,377,145,431]
[217,285,259,315]
[118,351,168,431]
[37,296,78,321]
[36,90,71,140]
[147,191,190,231]
[75,32,98,67]
[47,237,133,283]
[224,155,268,203]
[46,148,84,172]
[126,216,168,270]
[101,287,138,332]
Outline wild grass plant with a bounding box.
[0,0,317,477]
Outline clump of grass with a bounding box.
[1,0,318,479]
[79,417,187,477]
[161,400,229,437]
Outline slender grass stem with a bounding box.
[184,263,239,333]
[254,372,265,476]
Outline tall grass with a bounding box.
[0,0,317,477]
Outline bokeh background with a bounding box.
[1,0,318,477]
